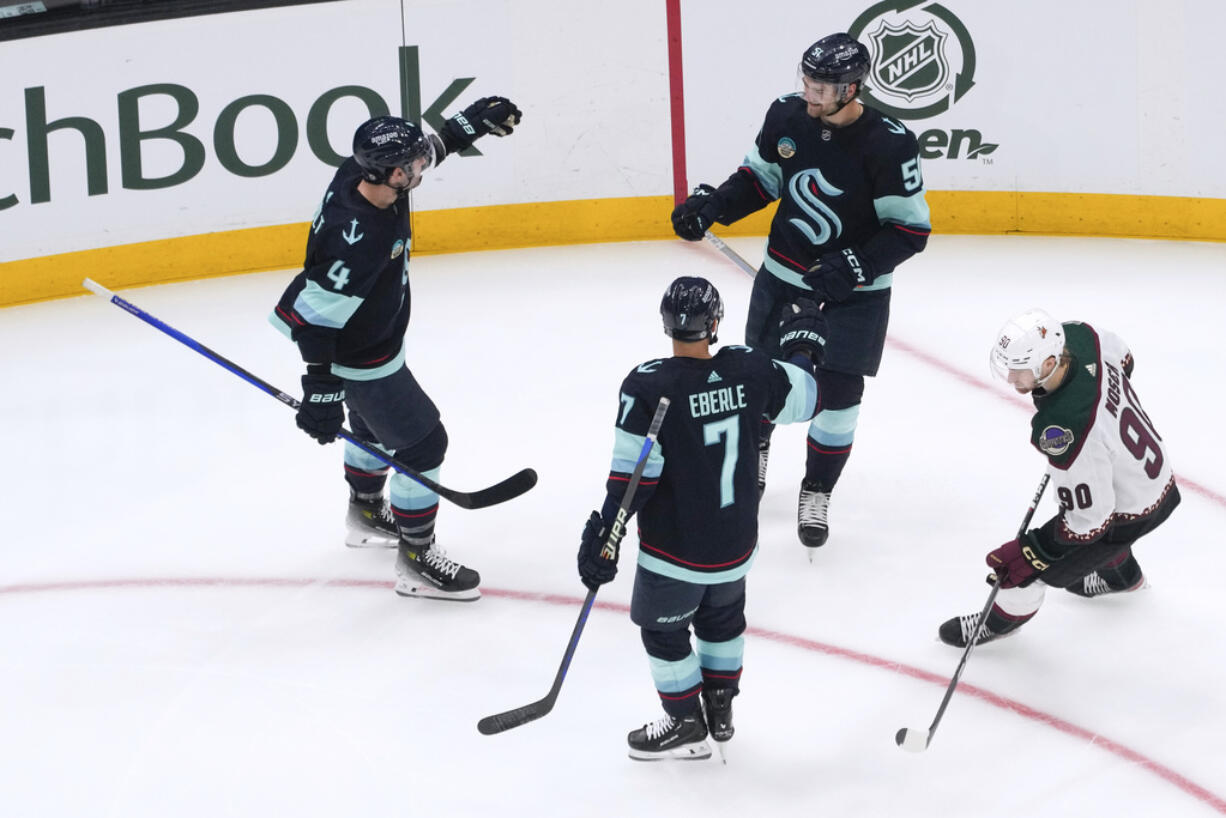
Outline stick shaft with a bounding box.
[923,473,1051,738]
[702,230,759,278]
[477,397,671,735]
[81,278,535,510]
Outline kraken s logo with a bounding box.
[786,168,844,247]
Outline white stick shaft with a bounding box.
[702,231,759,279]
[82,277,115,299]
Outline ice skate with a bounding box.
[1066,570,1147,598]
[627,712,711,761]
[701,688,735,743]
[797,480,831,554]
[938,609,1022,648]
[345,491,399,548]
[394,539,480,601]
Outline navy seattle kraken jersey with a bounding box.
[731,97,930,291]
[269,157,412,379]
[602,346,818,584]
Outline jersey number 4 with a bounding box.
[326,260,351,291]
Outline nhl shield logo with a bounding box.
[850,1,985,123]
[868,20,949,102]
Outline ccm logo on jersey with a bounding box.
[1039,425,1074,455]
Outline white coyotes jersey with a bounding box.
[1029,322,1175,546]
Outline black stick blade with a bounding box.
[477,701,550,736]
[445,468,538,510]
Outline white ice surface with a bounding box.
[2,235,1224,817]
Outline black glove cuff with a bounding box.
[780,328,825,350]
[441,117,477,155]
[1021,530,1060,569]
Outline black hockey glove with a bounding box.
[778,300,828,365]
[803,246,875,303]
[671,184,723,241]
[443,96,522,151]
[576,510,617,592]
[297,369,345,445]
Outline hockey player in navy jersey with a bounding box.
[270,99,521,601]
[576,276,828,760]
[672,33,930,553]
[938,309,1180,647]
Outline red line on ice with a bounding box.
[2,577,1223,814]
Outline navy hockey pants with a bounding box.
[630,566,746,717]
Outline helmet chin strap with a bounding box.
[824,82,859,117]
[385,167,419,199]
[1034,355,1061,389]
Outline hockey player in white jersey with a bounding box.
[940,309,1180,647]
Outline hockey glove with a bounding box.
[803,246,875,303]
[986,533,1057,589]
[671,184,723,242]
[778,300,828,365]
[576,510,617,592]
[443,96,522,151]
[297,369,346,445]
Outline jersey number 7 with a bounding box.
[703,417,740,508]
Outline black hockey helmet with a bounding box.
[800,33,870,91]
[352,116,436,184]
[661,276,723,344]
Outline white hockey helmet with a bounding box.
[989,308,1066,382]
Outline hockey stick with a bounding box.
[702,230,759,279]
[895,472,1051,752]
[82,278,537,511]
[477,396,672,735]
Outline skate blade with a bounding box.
[345,535,398,549]
[394,575,481,602]
[628,740,713,762]
[344,528,399,548]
